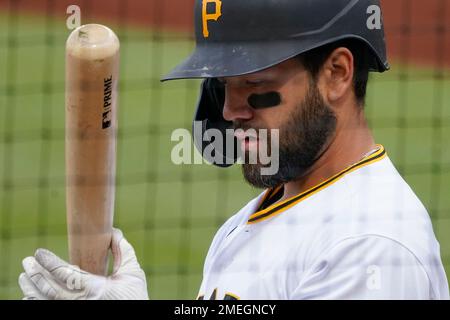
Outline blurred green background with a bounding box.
[0,7,449,299]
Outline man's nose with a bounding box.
[222,87,254,122]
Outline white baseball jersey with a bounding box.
[198,145,449,300]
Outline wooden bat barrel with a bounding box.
[65,24,119,275]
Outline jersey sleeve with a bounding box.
[291,235,433,300]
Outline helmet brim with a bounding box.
[161,36,389,82]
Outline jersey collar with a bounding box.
[247,145,387,224]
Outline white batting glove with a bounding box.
[19,228,149,300]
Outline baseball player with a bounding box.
[19,0,449,300]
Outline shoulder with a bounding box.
[316,156,436,246]
[343,156,428,217]
[291,155,437,250]
[293,156,449,298]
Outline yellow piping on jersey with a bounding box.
[247,145,387,224]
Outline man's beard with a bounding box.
[239,82,337,189]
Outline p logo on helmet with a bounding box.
[202,0,222,38]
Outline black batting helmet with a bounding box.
[162,0,389,167]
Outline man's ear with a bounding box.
[321,47,354,103]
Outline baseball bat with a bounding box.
[65,24,120,275]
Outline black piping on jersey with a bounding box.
[255,185,282,210]
[247,145,386,224]
[257,185,284,211]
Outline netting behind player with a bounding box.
[0,0,449,299]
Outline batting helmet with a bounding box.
[162,0,389,167]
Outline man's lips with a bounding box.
[233,130,258,141]
[234,130,259,152]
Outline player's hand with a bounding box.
[18,228,149,300]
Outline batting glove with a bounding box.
[18,228,149,300]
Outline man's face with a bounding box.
[220,58,337,188]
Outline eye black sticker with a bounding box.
[248,92,282,109]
